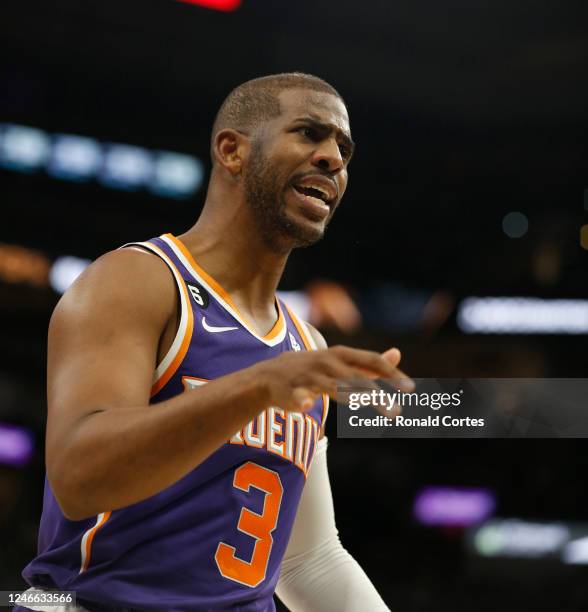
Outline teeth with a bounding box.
[297,182,331,200]
[309,184,329,198]
[305,195,328,207]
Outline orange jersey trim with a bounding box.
[80,511,111,573]
[121,240,195,398]
[181,375,209,391]
[144,243,194,397]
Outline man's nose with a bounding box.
[312,139,344,174]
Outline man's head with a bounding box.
[210,73,354,251]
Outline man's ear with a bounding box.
[213,128,250,176]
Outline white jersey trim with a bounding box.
[120,241,193,395]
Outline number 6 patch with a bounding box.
[186,281,210,309]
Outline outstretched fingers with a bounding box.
[330,346,400,379]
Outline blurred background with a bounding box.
[1,0,588,610]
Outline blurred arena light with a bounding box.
[49,256,91,294]
[151,152,205,198]
[563,536,588,565]
[0,422,35,467]
[0,124,50,172]
[413,486,496,527]
[100,144,154,190]
[177,0,242,11]
[471,519,570,559]
[0,123,204,198]
[580,225,588,250]
[502,211,529,238]
[0,244,50,287]
[48,134,103,181]
[457,297,588,334]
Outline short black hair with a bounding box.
[210,72,344,162]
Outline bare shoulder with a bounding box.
[50,246,176,333]
[305,322,328,350]
[46,246,178,408]
[45,246,180,488]
[46,246,178,452]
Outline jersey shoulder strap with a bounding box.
[120,235,194,397]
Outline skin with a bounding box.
[46,88,411,521]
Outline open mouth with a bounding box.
[290,185,331,220]
[293,184,330,205]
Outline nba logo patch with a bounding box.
[289,332,301,352]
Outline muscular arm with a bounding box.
[46,252,402,521]
[46,249,272,520]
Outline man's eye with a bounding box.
[339,144,353,161]
[300,127,318,140]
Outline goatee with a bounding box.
[244,140,325,251]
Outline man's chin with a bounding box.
[281,214,326,248]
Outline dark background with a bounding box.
[1,1,588,610]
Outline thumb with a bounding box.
[292,387,316,411]
[382,347,401,368]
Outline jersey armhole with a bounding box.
[120,242,194,397]
[281,302,330,426]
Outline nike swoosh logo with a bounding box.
[202,316,239,333]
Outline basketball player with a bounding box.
[17,73,408,611]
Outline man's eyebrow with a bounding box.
[292,115,355,151]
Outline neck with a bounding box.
[177,185,290,329]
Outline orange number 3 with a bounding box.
[215,462,284,588]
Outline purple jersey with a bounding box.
[22,233,328,611]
